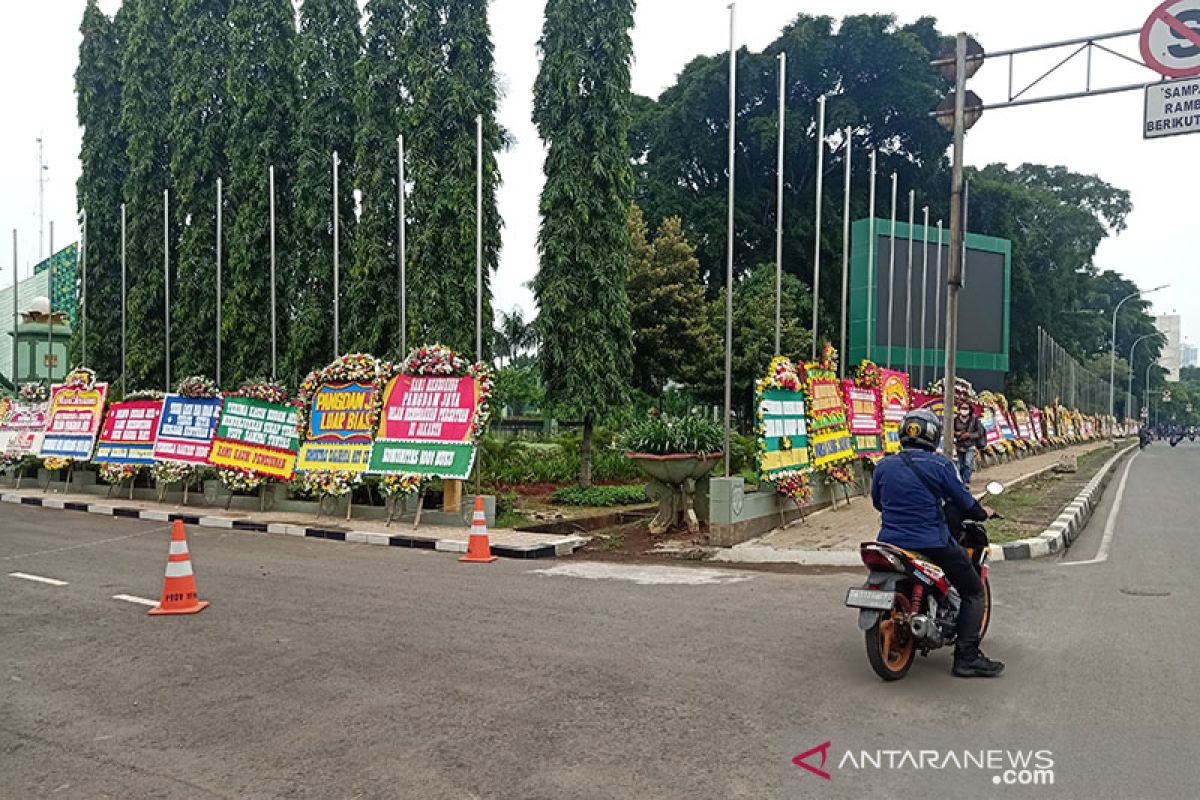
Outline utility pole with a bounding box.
[37,137,48,261]
[941,33,970,453]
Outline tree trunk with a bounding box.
[579,412,595,489]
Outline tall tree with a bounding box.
[169,0,230,380]
[74,0,127,383]
[287,0,361,381]
[533,0,637,487]
[120,0,173,391]
[628,208,716,394]
[404,0,503,358]
[224,0,295,385]
[347,0,410,357]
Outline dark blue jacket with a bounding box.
[871,448,985,550]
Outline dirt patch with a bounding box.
[986,445,1123,543]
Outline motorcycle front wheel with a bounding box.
[865,592,915,681]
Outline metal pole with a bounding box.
[121,204,126,397]
[269,165,277,380]
[48,222,54,382]
[904,190,914,377]
[774,52,785,356]
[811,94,826,358]
[80,209,87,366]
[941,33,968,453]
[398,134,407,357]
[164,190,170,391]
[10,230,16,385]
[919,206,929,389]
[1109,291,1137,418]
[476,114,483,364]
[216,177,223,386]
[333,152,340,356]
[935,219,943,384]
[887,172,897,368]
[724,2,736,478]
[839,127,852,378]
[866,151,877,362]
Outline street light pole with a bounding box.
[1128,332,1159,419]
[941,33,968,454]
[1108,284,1168,417]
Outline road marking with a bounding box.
[532,562,754,585]
[1061,452,1138,567]
[112,594,158,607]
[0,526,168,563]
[8,572,69,586]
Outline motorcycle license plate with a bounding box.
[845,588,895,610]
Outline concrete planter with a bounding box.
[626,452,723,535]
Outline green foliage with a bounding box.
[287,0,361,384]
[120,0,173,390]
[480,434,641,485]
[619,413,724,455]
[628,207,717,394]
[73,1,127,382]
[495,308,538,368]
[533,0,637,485]
[169,0,229,380]
[223,0,295,385]
[549,484,648,507]
[405,0,502,357]
[347,0,407,357]
[491,365,543,415]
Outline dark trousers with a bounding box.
[921,542,984,660]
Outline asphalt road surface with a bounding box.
[2,443,1198,798]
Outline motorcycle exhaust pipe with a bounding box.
[909,615,933,639]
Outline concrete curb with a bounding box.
[0,492,587,561]
[989,444,1136,562]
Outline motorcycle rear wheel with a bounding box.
[865,592,915,681]
[979,576,992,640]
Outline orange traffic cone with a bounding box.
[460,496,498,563]
[148,520,209,615]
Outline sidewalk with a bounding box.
[710,441,1117,566]
[0,487,588,560]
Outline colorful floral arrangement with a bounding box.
[218,466,267,494]
[99,463,141,484]
[756,355,802,394]
[176,375,220,398]
[60,367,97,390]
[772,470,812,504]
[42,456,72,471]
[802,365,848,431]
[376,344,494,442]
[124,389,165,402]
[378,474,423,497]
[823,463,857,487]
[152,460,194,486]
[18,382,49,402]
[296,353,380,443]
[853,359,882,390]
[926,376,976,403]
[227,378,291,406]
[298,470,360,498]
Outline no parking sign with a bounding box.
[1141,0,1200,78]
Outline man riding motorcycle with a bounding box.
[870,408,1005,678]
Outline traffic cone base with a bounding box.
[460,496,498,563]
[149,520,209,615]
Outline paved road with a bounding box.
[2,444,1197,798]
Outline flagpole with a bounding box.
[774,51,785,356]
[723,1,736,478]
[475,115,484,364]
[216,177,223,386]
[811,94,826,358]
[120,205,126,396]
[164,190,170,391]
[904,189,914,377]
[269,165,277,380]
[80,209,87,366]
[866,151,877,363]
[47,222,54,382]
[398,134,407,357]
[919,205,930,390]
[332,151,340,357]
[886,172,897,368]
[839,127,852,379]
[935,219,943,385]
[10,230,16,385]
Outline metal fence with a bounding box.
[1035,327,1128,417]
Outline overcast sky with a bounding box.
[2,1,1196,345]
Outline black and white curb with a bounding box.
[0,493,586,560]
[989,444,1136,561]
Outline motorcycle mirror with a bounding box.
[985,481,1005,496]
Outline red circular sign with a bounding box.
[1141,0,1200,78]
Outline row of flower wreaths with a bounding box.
[752,344,1112,507]
[2,344,494,504]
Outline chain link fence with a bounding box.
[1035,327,1128,418]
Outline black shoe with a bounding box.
[952,652,1005,678]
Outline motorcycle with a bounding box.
[845,481,1003,681]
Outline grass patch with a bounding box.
[549,484,649,507]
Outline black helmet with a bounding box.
[900,408,942,451]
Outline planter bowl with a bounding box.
[624,452,724,485]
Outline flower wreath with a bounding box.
[42,456,72,471]
[153,376,221,487]
[99,462,140,484]
[376,344,494,442]
[824,462,857,487]
[177,375,221,399]
[60,367,97,391]
[802,363,848,432]
[754,355,804,470]
[853,359,881,390]
[18,382,49,402]
[296,354,384,501]
[378,473,422,497]
[772,470,812,505]
[217,379,301,486]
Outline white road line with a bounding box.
[532,562,755,585]
[1061,451,1138,567]
[8,572,69,586]
[0,526,169,563]
[112,594,158,607]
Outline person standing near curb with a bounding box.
[953,401,986,490]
